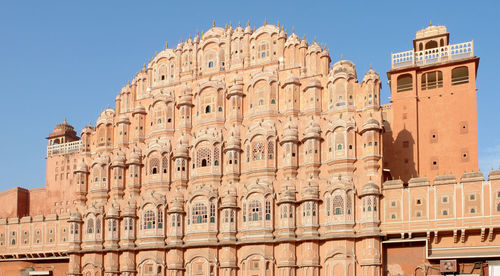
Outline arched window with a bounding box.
[197,147,211,167]
[150,157,159,175]
[265,200,271,220]
[144,210,156,229]
[425,40,438,50]
[397,74,413,92]
[267,141,274,160]
[440,38,444,47]
[452,66,469,85]
[208,61,214,68]
[253,142,265,160]
[421,71,443,90]
[419,43,423,51]
[158,209,163,229]
[213,146,220,166]
[87,218,94,234]
[95,218,101,234]
[497,203,500,212]
[210,202,216,223]
[333,195,344,215]
[192,203,207,224]
[162,156,168,174]
[258,41,270,58]
[249,200,262,221]
[205,105,211,113]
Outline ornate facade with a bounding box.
[0,22,498,276]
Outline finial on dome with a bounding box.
[165,41,168,49]
[314,37,317,43]
[212,20,215,27]
[340,54,343,60]
[224,24,227,31]
[246,20,250,27]
[370,64,372,70]
[238,21,241,27]
[143,63,146,69]
[189,34,192,40]
[155,50,158,56]
[88,121,92,127]
[196,30,199,37]
[302,35,305,40]
[292,27,295,33]
[429,20,432,26]
[264,18,267,26]
[107,104,110,109]
[277,21,280,28]
[63,117,67,124]
[229,21,232,28]
[282,25,284,31]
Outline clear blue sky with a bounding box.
[0,0,499,189]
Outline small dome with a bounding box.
[127,146,142,165]
[133,104,146,114]
[330,59,357,80]
[282,119,298,141]
[361,118,381,133]
[416,24,447,39]
[305,119,321,139]
[244,23,252,34]
[69,211,82,222]
[301,184,319,201]
[361,181,380,196]
[111,150,126,167]
[363,67,380,83]
[285,33,300,47]
[117,114,130,124]
[283,73,300,86]
[123,199,137,217]
[107,202,120,217]
[278,27,286,39]
[308,41,322,54]
[175,134,189,156]
[221,184,237,208]
[300,38,308,48]
[279,181,296,203]
[168,189,184,212]
[75,159,88,173]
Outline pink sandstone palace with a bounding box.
[0,22,497,276]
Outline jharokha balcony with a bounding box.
[391,40,473,69]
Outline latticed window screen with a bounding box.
[210,202,216,222]
[249,200,262,221]
[192,203,208,224]
[144,210,156,229]
[333,195,344,215]
[265,200,271,220]
[87,218,94,234]
[253,142,265,160]
[213,146,220,166]
[96,218,101,234]
[346,194,352,214]
[197,147,211,167]
[267,141,274,159]
[158,209,163,229]
[161,156,168,173]
[149,157,159,174]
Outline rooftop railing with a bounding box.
[47,140,82,157]
[391,41,474,69]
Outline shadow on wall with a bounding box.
[383,125,418,184]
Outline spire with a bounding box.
[292,27,295,34]
[246,20,250,27]
[264,18,267,26]
[165,41,168,49]
[229,21,232,28]
[238,21,241,27]
[277,21,280,28]
[212,20,215,27]
[429,20,433,26]
[370,64,373,70]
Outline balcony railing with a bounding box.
[47,140,82,157]
[391,41,474,69]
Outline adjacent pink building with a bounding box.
[0,22,497,276]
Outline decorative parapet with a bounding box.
[408,177,430,187]
[460,171,484,183]
[391,41,473,69]
[382,179,404,190]
[433,174,457,185]
[47,140,81,157]
[488,168,500,180]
